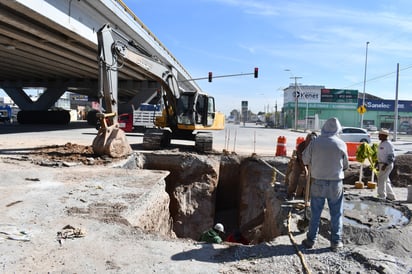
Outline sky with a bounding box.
[122,0,412,115]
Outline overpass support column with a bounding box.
[3,87,67,111]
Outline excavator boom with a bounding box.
[93,24,225,153]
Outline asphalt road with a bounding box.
[214,123,412,157]
[0,121,412,157]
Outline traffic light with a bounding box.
[254,67,259,78]
[208,72,212,82]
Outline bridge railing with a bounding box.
[114,0,193,81]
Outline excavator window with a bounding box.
[195,95,206,125]
[207,97,216,126]
[176,94,195,125]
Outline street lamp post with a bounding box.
[394,63,400,141]
[291,76,302,130]
[360,41,370,128]
[305,98,308,130]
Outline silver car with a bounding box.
[339,127,371,143]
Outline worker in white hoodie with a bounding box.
[301,117,349,252]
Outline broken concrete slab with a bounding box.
[0,157,171,236]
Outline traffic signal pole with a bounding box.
[179,67,258,83]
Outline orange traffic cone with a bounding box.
[275,136,287,156]
[296,136,305,149]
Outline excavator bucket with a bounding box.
[92,123,132,158]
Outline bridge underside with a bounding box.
[0,1,164,114]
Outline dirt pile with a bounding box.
[392,154,412,186]
[21,142,127,166]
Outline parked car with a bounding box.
[265,120,275,128]
[256,119,264,125]
[366,125,377,131]
[339,127,371,143]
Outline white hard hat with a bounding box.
[214,223,225,233]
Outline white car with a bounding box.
[339,127,371,143]
[366,125,377,131]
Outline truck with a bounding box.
[0,105,12,123]
[92,24,225,157]
[118,103,162,133]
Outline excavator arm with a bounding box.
[93,23,224,153]
[91,24,134,157]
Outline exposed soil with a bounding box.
[1,143,412,273]
[20,143,127,166]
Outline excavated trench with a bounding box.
[139,152,290,243]
[134,152,411,245]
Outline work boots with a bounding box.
[301,239,314,249]
[330,242,343,252]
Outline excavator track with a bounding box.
[142,128,166,150]
[195,132,213,153]
[143,129,212,152]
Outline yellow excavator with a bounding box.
[92,24,225,157]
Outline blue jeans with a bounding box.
[307,179,343,244]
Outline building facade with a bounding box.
[282,84,412,132]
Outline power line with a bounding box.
[342,63,412,90]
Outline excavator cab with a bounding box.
[174,92,223,129]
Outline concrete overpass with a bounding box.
[0,0,200,116]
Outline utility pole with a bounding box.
[360,41,370,128]
[291,76,302,130]
[394,63,399,141]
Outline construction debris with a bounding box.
[56,225,86,245]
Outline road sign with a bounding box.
[241,101,248,123]
[357,105,367,114]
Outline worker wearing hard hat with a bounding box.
[199,223,225,244]
[377,128,396,201]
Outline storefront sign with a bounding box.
[358,99,412,112]
[321,89,358,103]
[284,89,321,103]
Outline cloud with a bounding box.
[210,0,280,16]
